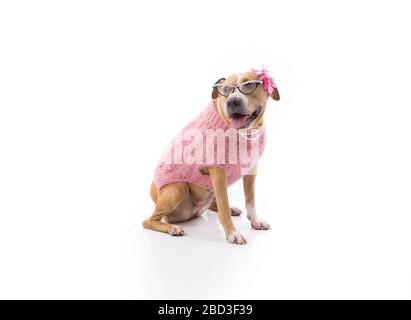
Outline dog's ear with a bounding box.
[270,87,280,101]
[212,78,225,99]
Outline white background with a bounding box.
[0,0,410,299]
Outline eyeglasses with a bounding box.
[212,80,262,97]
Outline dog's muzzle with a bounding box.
[226,93,248,117]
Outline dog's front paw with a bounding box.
[226,231,247,245]
[167,225,185,236]
[250,219,270,230]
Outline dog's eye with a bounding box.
[216,84,234,97]
[239,82,258,95]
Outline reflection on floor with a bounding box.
[139,210,274,300]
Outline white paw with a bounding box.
[226,231,247,245]
[167,225,185,236]
[250,219,270,230]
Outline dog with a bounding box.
[143,68,280,244]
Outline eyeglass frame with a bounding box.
[212,79,263,96]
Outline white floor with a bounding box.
[137,199,411,300]
[1,181,410,300]
[139,208,279,300]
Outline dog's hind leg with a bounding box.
[143,182,188,236]
[150,181,158,203]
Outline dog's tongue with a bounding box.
[230,115,248,129]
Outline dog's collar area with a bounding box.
[238,126,265,140]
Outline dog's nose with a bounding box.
[226,96,248,116]
[226,97,243,109]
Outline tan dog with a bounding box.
[143,71,280,244]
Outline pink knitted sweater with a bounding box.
[154,101,266,190]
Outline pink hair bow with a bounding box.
[251,66,277,95]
